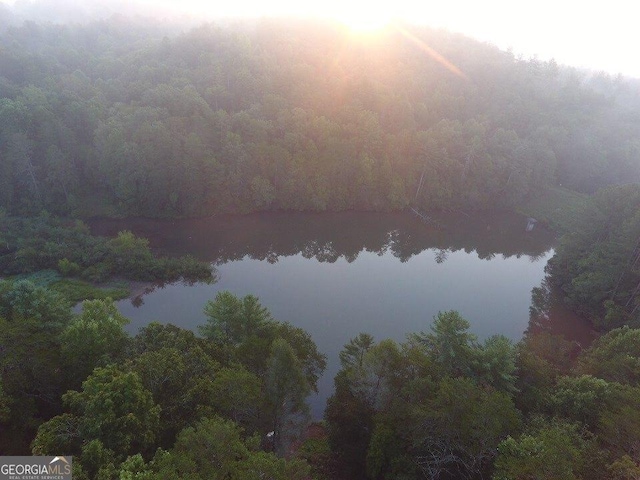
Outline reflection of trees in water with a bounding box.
[130,276,215,308]
[528,252,547,263]
[528,276,554,332]
[90,211,556,266]
[266,251,278,264]
[525,275,597,347]
[434,249,449,264]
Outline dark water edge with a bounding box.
[88,210,557,264]
[88,211,593,418]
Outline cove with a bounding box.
[89,211,582,418]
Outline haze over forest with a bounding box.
[1,0,640,218]
[2,0,640,78]
[2,1,640,479]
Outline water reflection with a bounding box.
[89,211,556,266]
[526,275,597,347]
[88,211,571,419]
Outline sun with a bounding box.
[334,4,393,32]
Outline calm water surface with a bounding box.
[90,211,588,417]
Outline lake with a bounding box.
[89,211,590,418]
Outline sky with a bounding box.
[1,0,638,78]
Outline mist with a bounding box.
[0,0,210,28]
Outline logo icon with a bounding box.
[1,456,72,479]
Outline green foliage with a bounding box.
[0,216,214,287]
[493,420,596,480]
[516,185,588,233]
[339,332,375,369]
[3,284,321,476]
[473,334,518,393]
[413,311,518,393]
[577,326,640,384]
[201,291,274,344]
[413,377,522,478]
[0,19,638,217]
[10,269,62,286]
[156,417,250,479]
[61,365,160,456]
[266,338,311,456]
[145,417,310,480]
[0,381,9,422]
[597,385,640,459]
[607,455,640,480]
[325,368,375,478]
[514,332,578,414]
[200,291,326,391]
[198,366,262,427]
[232,452,310,480]
[327,321,521,479]
[49,278,130,303]
[128,343,222,446]
[412,310,477,377]
[130,322,204,354]
[0,280,70,452]
[119,454,155,480]
[57,258,81,277]
[344,339,404,411]
[366,420,410,479]
[550,375,614,428]
[5,243,640,480]
[274,322,327,393]
[297,433,332,480]
[76,440,119,480]
[548,184,640,328]
[61,299,130,386]
[0,279,70,328]
[31,413,82,455]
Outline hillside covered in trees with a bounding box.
[1,16,639,217]
[547,184,640,330]
[4,6,640,479]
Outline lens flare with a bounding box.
[334,3,393,32]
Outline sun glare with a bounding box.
[334,4,393,32]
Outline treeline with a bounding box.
[1,17,639,216]
[547,183,640,330]
[0,286,325,478]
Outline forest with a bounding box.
[3,286,640,479]
[0,16,639,217]
[2,6,640,479]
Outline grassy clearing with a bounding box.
[516,186,589,234]
[10,269,62,286]
[49,279,130,304]
[6,270,130,304]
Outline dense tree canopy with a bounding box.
[548,184,640,329]
[0,18,638,217]
[326,312,523,479]
[325,308,640,479]
[2,9,640,479]
[0,284,325,476]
